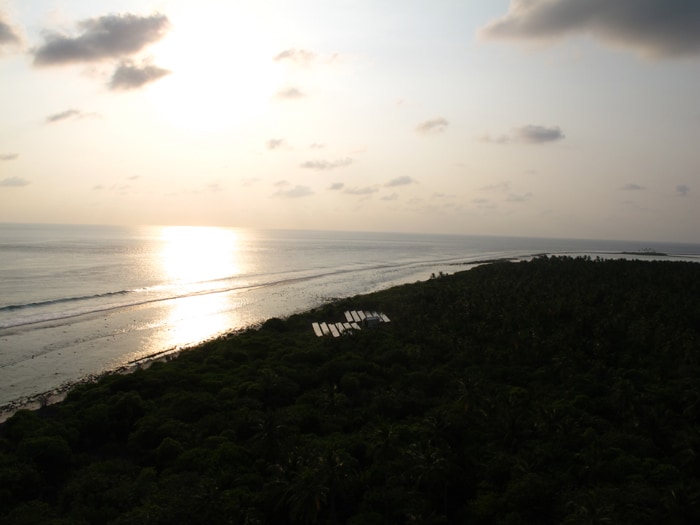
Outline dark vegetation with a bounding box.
[2,256,700,524]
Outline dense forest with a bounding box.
[2,256,700,524]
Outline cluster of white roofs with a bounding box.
[312,310,391,338]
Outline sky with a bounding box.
[1,0,699,242]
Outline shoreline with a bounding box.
[0,330,248,424]
[2,251,697,423]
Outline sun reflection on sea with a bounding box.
[161,226,241,286]
[156,226,244,352]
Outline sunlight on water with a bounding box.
[160,293,237,352]
[160,226,241,285]
[156,226,245,351]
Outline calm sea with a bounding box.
[1,223,699,413]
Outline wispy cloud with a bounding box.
[416,117,449,134]
[33,13,170,66]
[275,87,306,99]
[381,192,399,201]
[480,125,565,144]
[273,47,342,66]
[273,48,316,65]
[267,138,285,150]
[0,153,18,161]
[329,182,344,191]
[621,183,646,191]
[300,158,353,171]
[109,60,170,90]
[46,109,97,123]
[0,176,29,187]
[309,143,325,149]
[385,175,416,187]
[478,0,700,59]
[676,184,691,197]
[273,185,313,198]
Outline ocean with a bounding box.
[2,223,699,415]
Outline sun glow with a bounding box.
[160,225,241,285]
[148,4,283,132]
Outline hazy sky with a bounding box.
[1,1,699,242]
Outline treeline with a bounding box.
[1,256,700,524]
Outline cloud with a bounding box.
[621,183,646,191]
[273,48,316,65]
[416,117,449,134]
[478,0,700,59]
[516,125,565,143]
[109,60,170,90]
[34,13,170,66]
[480,125,565,144]
[309,143,325,149]
[267,138,285,150]
[300,158,353,171]
[0,153,18,161]
[676,184,691,197]
[344,186,377,195]
[0,176,29,187]
[0,12,21,48]
[329,182,344,191]
[275,87,306,99]
[46,108,96,123]
[273,185,313,198]
[381,193,399,201]
[385,175,416,187]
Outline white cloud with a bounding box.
[273,48,316,65]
